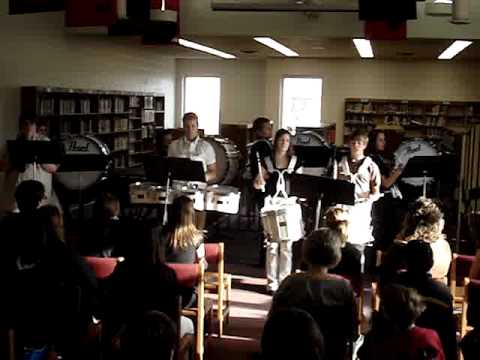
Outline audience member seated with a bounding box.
[393,240,457,360]
[325,207,362,281]
[39,204,65,242]
[396,197,452,282]
[262,307,324,360]
[0,187,98,359]
[270,228,358,360]
[461,328,480,360]
[119,310,177,360]
[82,192,132,257]
[160,195,206,267]
[102,222,194,354]
[359,284,445,360]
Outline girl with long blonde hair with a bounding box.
[162,195,205,264]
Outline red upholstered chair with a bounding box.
[83,256,121,279]
[167,262,207,360]
[204,243,231,337]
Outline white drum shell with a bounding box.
[261,198,304,242]
[395,139,438,187]
[205,185,240,214]
[55,135,110,191]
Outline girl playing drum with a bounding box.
[254,129,303,293]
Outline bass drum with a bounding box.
[292,130,329,147]
[394,139,438,187]
[55,135,111,191]
[205,136,240,185]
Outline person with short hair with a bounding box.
[38,204,64,242]
[262,307,325,360]
[359,284,445,360]
[270,228,358,360]
[168,112,217,183]
[1,114,59,213]
[248,117,273,181]
[120,310,177,360]
[336,129,381,257]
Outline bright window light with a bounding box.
[254,37,299,57]
[281,77,322,130]
[438,40,473,60]
[184,77,221,135]
[178,38,236,59]
[353,38,374,58]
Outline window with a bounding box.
[281,77,323,130]
[183,76,221,135]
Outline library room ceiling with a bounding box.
[174,36,480,60]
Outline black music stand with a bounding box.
[400,156,444,197]
[294,145,333,168]
[8,139,64,173]
[290,174,355,229]
[168,157,206,183]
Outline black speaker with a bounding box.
[359,0,419,21]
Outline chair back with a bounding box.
[167,263,202,289]
[450,254,476,293]
[204,243,222,268]
[83,256,119,279]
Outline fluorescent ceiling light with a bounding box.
[434,0,452,4]
[178,38,236,59]
[353,38,374,58]
[438,40,472,60]
[254,37,299,57]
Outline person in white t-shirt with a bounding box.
[168,112,217,183]
[0,115,59,213]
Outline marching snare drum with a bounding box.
[55,135,111,191]
[172,180,205,211]
[205,136,240,185]
[205,185,241,214]
[394,139,438,187]
[261,196,304,242]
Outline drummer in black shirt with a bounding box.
[368,130,405,251]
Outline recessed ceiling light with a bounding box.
[177,38,236,59]
[254,37,299,57]
[438,40,472,60]
[353,38,374,59]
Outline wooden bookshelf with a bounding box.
[21,86,166,169]
[344,98,480,142]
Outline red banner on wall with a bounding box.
[365,20,407,40]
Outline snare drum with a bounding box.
[172,180,205,211]
[261,196,304,242]
[205,185,240,214]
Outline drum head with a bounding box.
[55,135,111,191]
[205,136,240,185]
[395,139,437,187]
[292,130,329,147]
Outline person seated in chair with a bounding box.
[262,307,324,360]
[160,195,206,267]
[359,284,445,360]
[269,228,358,360]
[119,310,177,360]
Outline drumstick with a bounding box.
[256,152,265,193]
[163,172,171,226]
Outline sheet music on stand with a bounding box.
[143,156,206,185]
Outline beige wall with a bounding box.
[0,9,176,149]
[175,59,266,127]
[265,58,480,143]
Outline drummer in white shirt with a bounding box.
[0,115,59,214]
[168,112,217,183]
[168,112,217,229]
